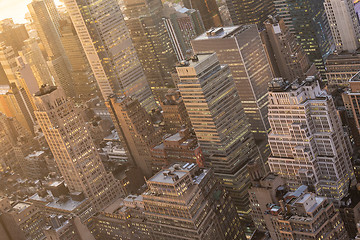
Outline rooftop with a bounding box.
[12,202,31,213]
[195,26,250,40]
[349,71,360,82]
[34,85,57,97]
[148,163,197,184]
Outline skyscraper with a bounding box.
[143,163,245,239]
[163,5,205,61]
[59,15,98,101]
[225,0,275,29]
[123,0,178,99]
[34,85,124,210]
[183,0,222,30]
[107,95,163,177]
[274,0,334,75]
[176,53,261,213]
[268,77,354,202]
[63,0,156,111]
[28,0,75,97]
[262,16,314,81]
[192,26,272,142]
[324,0,360,52]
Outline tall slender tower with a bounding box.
[27,0,75,97]
[268,77,354,202]
[123,0,178,99]
[183,0,222,30]
[63,0,156,111]
[176,53,261,214]
[225,0,275,29]
[34,85,125,210]
[191,26,272,144]
[274,0,334,76]
[324,0,360,52]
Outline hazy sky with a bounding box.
[0,0,62,24]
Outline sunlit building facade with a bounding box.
[63,0,156,111]
[176,53,261,213]
[34,85,125,210]
[268,77,354,202]
[183,0,222,30]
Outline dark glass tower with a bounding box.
[183,0,222,30]
[225,0,275,29]
[274,0,334,77]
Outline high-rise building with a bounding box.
[225,0,275,29]
[123,0,178,99]
[160,89,192,134]
[163,5,205,60]
[59,15,98,101]
[192,26,272,142]
[274,0,334,76]
[268,77,354,202]
[258,185,349,240]
[0,42,19,86]
[262,15,314,81]
[28,0,75,97]
[325,50,360,87]
[176,53,261,213]
[107,95,163,177]
[324,0,360,52]
[63,0,156,112]
[143,163,245,239]
[0,83,35,133]
[34,85,124,210]
[0,199,46,240]
[21,38,54,88]
[342,72,360,143]
[183,0,222,30]
[151,128,203,172]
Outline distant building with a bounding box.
[268,77,354,202]
[151,128,203,172]
[108,95,163,177]
[324,0,360,53]
[23,151,48,180]
[226,0,275,29]
[0,19,29,53]
[160,89,191,134]
[182,0,222,30]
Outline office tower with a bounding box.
[34,85,124,210]
[160,89,192,134]
[247,162,287,232]
[265,185,348,239]
[28,0,75,97]
[192,26,272,142]
[176,53,261,213]
[16,56,40,95]
[0,199,46,240]
[262,16,314,81]
[274,0,334,75]
[268,77,354,202]
[21,38,54,88]
[0,43,19,85]
[225,0,275,29]
[151,128,203,172]
[326,51,360,87]
[63,0,156,112]
[123,0,177,99]
[59,15,98,101]
[107,95,162,177]
[324,0,360,52]
[143,163,245,239]
[163,5,205,60]
[93,195,151,239]
[183,0,222,30]
[342,72,360,143]
[0,83,35,133]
